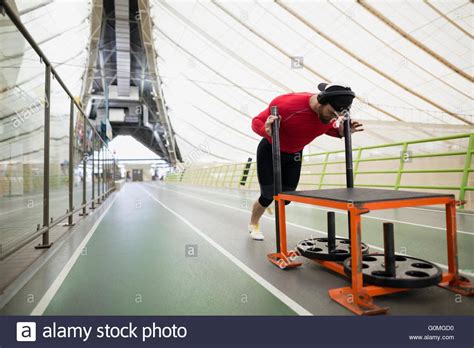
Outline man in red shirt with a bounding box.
[248,83,364,240]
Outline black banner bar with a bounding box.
[1,316,472,347]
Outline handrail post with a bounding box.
[198,168,204,185]
[102,147,105,198]
[211,167,217,186]
[240,157,253,187]
[248,162,256,189]
[36,64,53,249]
[97,145,101,204]
[222,165,230,187]
[216,166,222,186]
[230,164,237,188]
[79,114,88,216]
[108,152,110,195]
[204,167,210,186]
[343,115,354,242]
[459,134,474,209]
[318,153,330,189]
[91,133,96,209]
[64,98,75,226]
[353,148,363,184]
[271,106,282,253]
[395,142,408,190]
[105,151,108,196]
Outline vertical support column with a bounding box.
[327,211,336,252]
[104,150,106,194]
[97,143,101,204]
[445,200,459,277]
[383,222,396,277]
[318,153,329,189]
[240,158,252,187]
[210,167,217,186]
[394,142,408,190]
[343,117,354,188]
[111,157,113,191]
[271,106,282,253]
[214,166,220,186]
[90,132,96,210]
[229,164,237,188]
[108,153,111,194]
[203,168,210,186]
[80,113,88,216]
[102,144,107,201]
[247,162,256,188]
[222,165,230,187]
[267,103,302,268]
[204,168,209,185]
[344,116,354,241]
[64,98,75,226]
[277,198,287,254]
[36,64,52,249]
[349,209,364,297]
[353,148,363,183]
[102,147,105,197]
[113,158,116,189]
[197,168,204,185]
[104,150,107,197]
[193,168,199,184]
[439,199,474,296]
[179,168,186,183]
[459,134,474,208]
[106,151,109,195]
[329,206,386,315]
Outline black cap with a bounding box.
[317,83,355,112]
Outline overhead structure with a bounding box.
[1,0,473,164]
[150,0,473,162]
[82,0,180,165]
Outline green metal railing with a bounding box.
[166,133,474,208]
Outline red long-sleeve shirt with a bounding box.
[251,92,342,153]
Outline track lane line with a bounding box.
[151,183,474,278]
[31,193,119,315]
[164,184,474,236]
[140,185,312,316]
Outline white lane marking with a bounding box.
[406,206,474,216]
[168,184,474,216]
[178,184,474,216]
[165,184,474,236]
[293,205,474,236]
[31,193,119,315]
[153,184,474,278]
[141,186,312,316]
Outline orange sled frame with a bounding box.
[267,194,474,315]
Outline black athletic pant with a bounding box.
[256,138,302,207]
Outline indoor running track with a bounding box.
[18,182,474,316]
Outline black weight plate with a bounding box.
[296,237,369,261]
[343,254,442,288]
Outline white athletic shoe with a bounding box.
[248,224,264,241]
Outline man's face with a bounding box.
[318,103,340,125]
